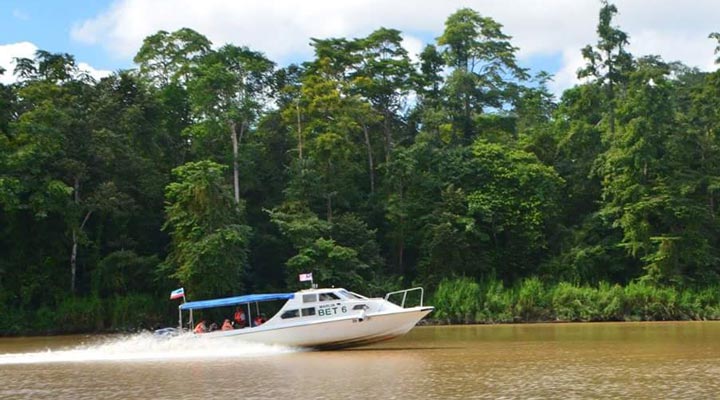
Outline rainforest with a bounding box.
[2,3,720,334]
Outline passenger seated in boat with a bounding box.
[208,322,218,332]
[253,315,265,327]
[234,307,246,328]
[221,319,234,331]
[194,320,207,334]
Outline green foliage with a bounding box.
[162,160,251,298]
[433,278,481,323]
[134,28,211,86]
[432,277,720,324]
[270,204,385,293]
[93,250,160,296]
[286,237,367,290]
[107,294,167,329]
[515,277,551,321]
[5,3,720,335]
[55,296,104,332]
[477,279,515,323]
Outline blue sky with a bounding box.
[2,1,718,93]
[1,1,130,70]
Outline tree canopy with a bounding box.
[2,3,720,333]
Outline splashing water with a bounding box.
[0,332,301,365]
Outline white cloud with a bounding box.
[0,42,38,84]
[401,34,424,64]
[71,0,720,94]
[0,42,112,85]
[77,62,113,81]
[549,49,589,97]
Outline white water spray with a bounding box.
[0,332,301,365]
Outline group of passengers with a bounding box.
[193,307,266,334]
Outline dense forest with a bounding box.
[2,2,720,334]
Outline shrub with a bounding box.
[515,277,550,321]
[552,282,596,321]
[479,279,514,323]
[55,296,104,332]
[433,278,481,323]
[108,294,166,331]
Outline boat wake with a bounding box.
[0,332,301,365]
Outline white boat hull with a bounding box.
[200,306,434,349]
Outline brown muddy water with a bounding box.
[1,322,719,399]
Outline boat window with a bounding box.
[353,304,368,310]
[281,309,299,319]
[339,290,366,300]
[318,292,340,301]
[302,307,316,316]
[303,294,317,303]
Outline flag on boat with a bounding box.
[170,287,185,300]
[299,272,313,282]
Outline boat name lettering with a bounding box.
[318,306,347,316]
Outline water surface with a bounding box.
[1,322,719,399]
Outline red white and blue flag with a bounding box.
[169,287,185,300]
[299,272,313,282]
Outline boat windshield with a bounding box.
[338,290,366,300]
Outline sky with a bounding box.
[1,0,719,94]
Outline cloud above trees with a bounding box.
[4,0,719,92]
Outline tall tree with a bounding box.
[437,8,528,140]
[578,1,633,135]
[188,45,275,204]
[134,28,211,86]
[352,28,414,164]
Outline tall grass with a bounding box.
[0,294,174,336]
[432,277,720,324]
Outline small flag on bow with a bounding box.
[169,287,185,300]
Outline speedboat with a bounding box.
[167,287,433,349]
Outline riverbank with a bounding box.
[431,277,720,324]
[3,278,720,337]
[0,293,171,337]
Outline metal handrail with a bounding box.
[384,287,424,308]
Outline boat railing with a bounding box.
[384,287,424,308]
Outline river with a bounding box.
[1,322,719,399]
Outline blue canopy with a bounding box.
[179,293,295,311]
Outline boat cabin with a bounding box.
[177,288,392,333]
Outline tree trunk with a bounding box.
[383,110,392,163]
[396,183,405,274]
[70,177,93,293]
[296,100,303,160]
[326,194,333,223]
[397,226,405,275]
[362,124,375,193]
[71,229,78,293]
[71,177,80,293]
[230,121,240,204]
[607,50,616,136]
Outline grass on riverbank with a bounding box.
[0,294,171,336]
[432,277,720,324]
[3,278,720,336]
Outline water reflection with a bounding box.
[1,322,719,399]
